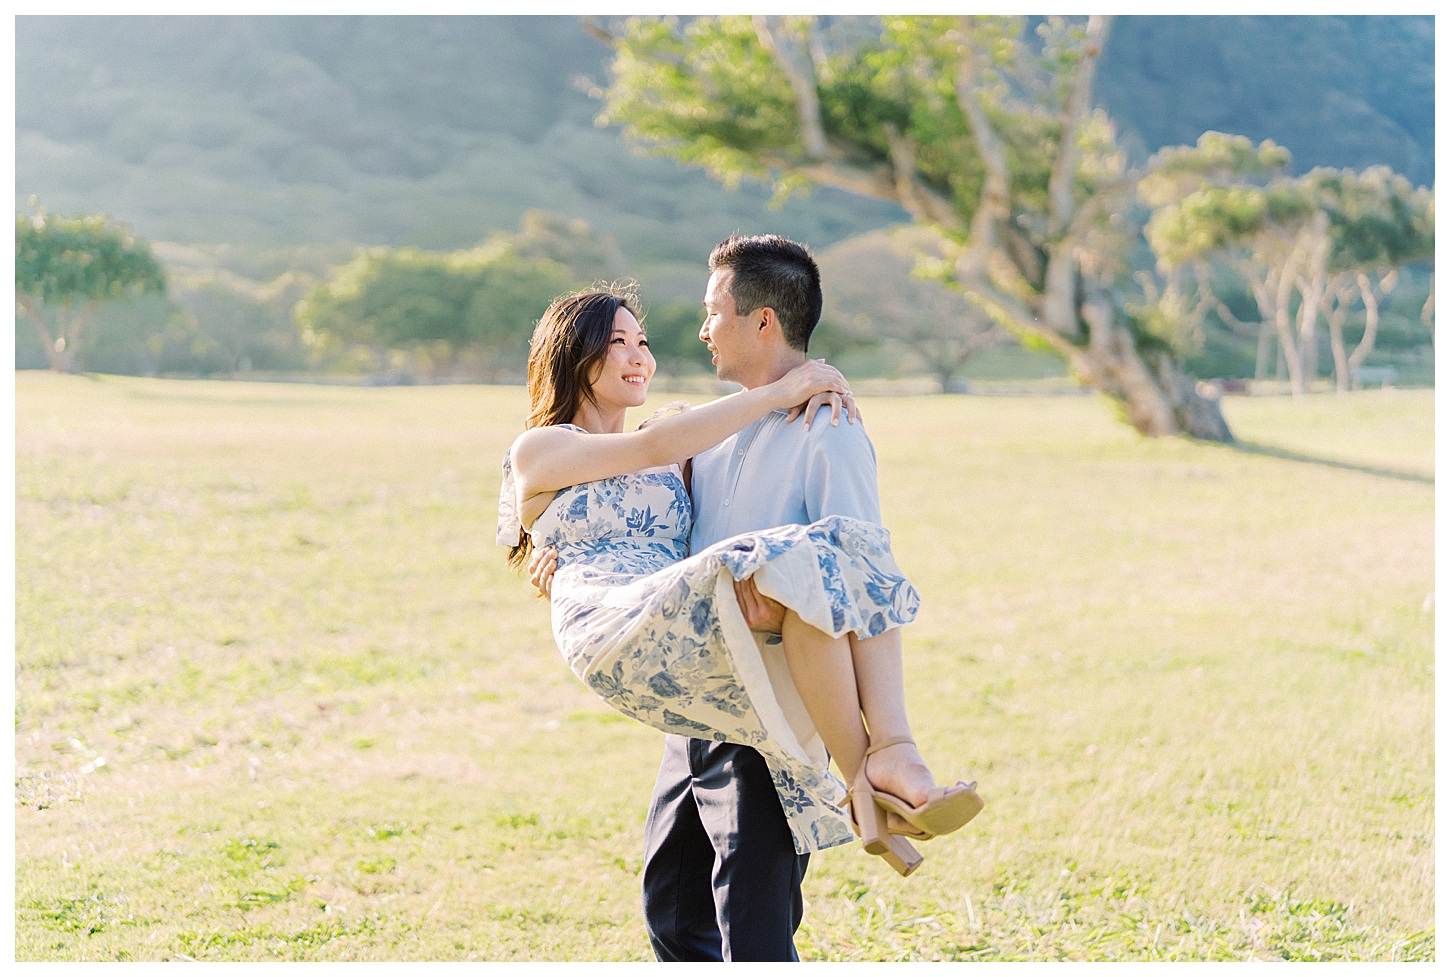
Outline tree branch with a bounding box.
[785,155,895,201]
[579,16,614,45]
[959,275,1077,360]
[1061,173,1138,247]
[1347,270,1381,373]
[881,123,961,228]
[754,16,829,160]
[1046,15,1111,238]
[953,18,1014,284]
[17,294,56,351]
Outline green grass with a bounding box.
[15,374,1433,961]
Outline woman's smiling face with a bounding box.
[588,305,655,411]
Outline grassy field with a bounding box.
[14,373,1433,961]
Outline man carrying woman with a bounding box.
[499,235,982,961]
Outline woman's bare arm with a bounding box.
[510,360,849,504]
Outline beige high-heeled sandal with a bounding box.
[848,765,923,877]
[862,736,984,840]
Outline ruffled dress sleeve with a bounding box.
[496,448,523,548]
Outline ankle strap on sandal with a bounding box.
[864,735,915,756]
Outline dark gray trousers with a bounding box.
[641,735,810,961]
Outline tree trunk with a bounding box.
[1346,270,1384,376]
[1293,212,1330,391]
[18,296,83,372]
[1327,307,1350,392]
[1068,292,1230,440]
[1255,321,1273,380]
[1239,267,1280,382]
[18,295,60,370]
[1320,274,1358,392]
[1296,296,1320,387]
[1272,245,1306,395]
[1421,274,1434,345]
[1041,246,1078,335]
[48,303,79,372]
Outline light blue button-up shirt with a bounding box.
[689,404,883,827]
[690,407,881,552]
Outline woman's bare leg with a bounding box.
[779,614,937,810]
[779,610,869,781]
[849,629,935,807]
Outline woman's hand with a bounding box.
[637,400,692,430]
[528,545,558,599]
[770,359,850,414]
[787,390,861,428]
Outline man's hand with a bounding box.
[527,545,558,599]
[734,574,786,633]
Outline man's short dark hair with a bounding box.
[708,235,823,352]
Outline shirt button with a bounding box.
[737,449,744,456]
[723,499,730,506]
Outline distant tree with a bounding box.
[495,209,629,287]
[591,14,1235,439]
[1302,168,1433,391]
[15,211,167,372]
[819,227,1005,391]
[295,248,567,376]
[1422,276,1435,346]
[460,256,574,372]
[1145,146,1433,395]
[1141,133,1306,386]
[295,248,458,372]
[174,272,317,374]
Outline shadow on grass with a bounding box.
[1217,439,1433,486]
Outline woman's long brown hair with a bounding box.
[507,284,643,571]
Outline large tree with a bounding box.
[591,14,1233,439]
[15,211,167,372]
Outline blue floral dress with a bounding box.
[497,436,921,854]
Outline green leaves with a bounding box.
[293,211,620,364]
[593,16,1124,242]
[1139,132,1292,209]
[598,17,799,188]
[1301,166,1434,271]
[1143,153,1432,275]
[16,212,166,305]
[1146,186,1276,267]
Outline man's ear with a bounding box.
[757,307,779,335]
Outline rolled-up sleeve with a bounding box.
[801,421,881,525]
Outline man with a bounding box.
[533,235,884,961]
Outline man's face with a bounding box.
[700,268,761,383]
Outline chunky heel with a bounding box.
[880,834,924,877]
[849,766,890,854]
[849,765,925,877]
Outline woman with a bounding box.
[497,287,982,875]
